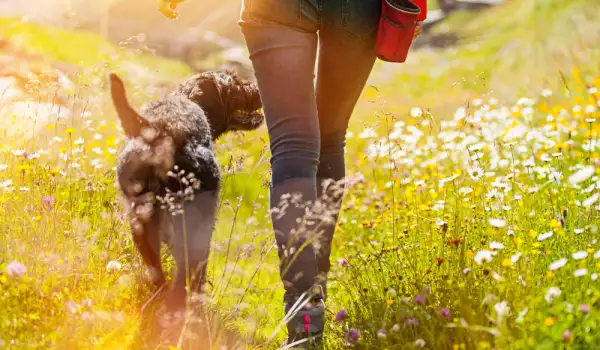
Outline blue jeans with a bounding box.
[239,0,380,303]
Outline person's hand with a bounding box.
[414,21,424,38]
[158,0,184,20]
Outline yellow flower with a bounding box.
[547,271,553,278]
[387,299,393,305]
[550,219,561,229]
[65,128,75,135]
[544,317,555,326]
[502,259,513,267]
[529,230,537,238]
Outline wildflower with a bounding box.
[6,261,27,278]
[345,329,360,344]
[459,187,473,196]
[66,300,81,314]
[377,328,387,339]
[516,308,528,323]
[541,88,553,97]
[439,308,451,319]
[568,166,596,185]
[494,301,510,323]
[583,193,599,207]
[574,228,584,234]
[391,324,400,332]
[413,294,426,305]
[511,252,522,263]
[574,268,588,277]
[573,251,588,260]
[410,107,423,118]
[548,258,567,271]
[489,218,507,228]
[404,317,419,328]
[414,339,426,348]
[544,317,555,326]
[106,260,122,272]
[592,273,598,281]
[579,304,590,314]
[41,196,55,210]
[338,258,349,267]
[489,241,504,250]
[537,231,554,241]
[486,189,502,200]
[545,287,561,303]
[474,250,494,264]
[468,166,484,180]
[335,309,348,322]
[563,330,572,343]
[358,128,378,139]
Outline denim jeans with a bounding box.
[239,0,380,303]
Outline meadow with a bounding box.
[2,0,600,349]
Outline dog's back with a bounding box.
[109,71,264,312]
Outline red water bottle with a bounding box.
[413,0,428,21]
[374,0,424,63]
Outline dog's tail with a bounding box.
[109,73,149,138]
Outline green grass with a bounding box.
[2,0,600,349]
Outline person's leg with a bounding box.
[240,5,322,305]
[314,0,381,294]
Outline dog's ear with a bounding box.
[109,73,149,138]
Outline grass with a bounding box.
[2,0,600,348]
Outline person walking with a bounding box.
[159,0,422,346]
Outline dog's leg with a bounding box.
[132,213,166,288]
[167,190,218,311]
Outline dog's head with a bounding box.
[174,70,264,140]
[109,73,176,200]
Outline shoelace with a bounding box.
[303,314,311,333]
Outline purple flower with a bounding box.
[413,293,426,305]
[579,304,590,314]
[563,329,572,342]
[439,307,451,319]
[336,309,348,322]
[404,317,420,328]
[377,328,386,339]
[41,196,55,210]
[338,258,349,267]
[346,328,360,344]
[424,285,431,294]
[6,261,26,278]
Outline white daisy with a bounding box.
[489,218,507,228]
[537,231,554,241]
[489,241,505,250]
[568,166,596,185]
[545,287,561,303]
[474,250,495,264]
[583,193,599,207]
[548,258,567,271]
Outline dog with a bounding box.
[109,70,263,311]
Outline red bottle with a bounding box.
[374,0,425,63]
[413,0,428,21]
